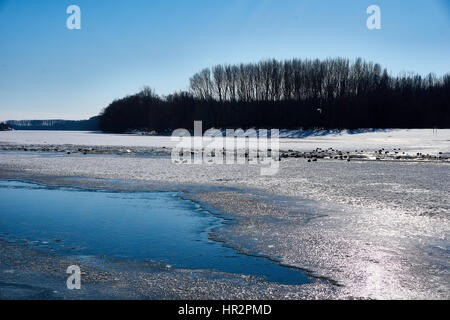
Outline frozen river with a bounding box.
[0,129,448,299]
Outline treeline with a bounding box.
[0,122,12,131]
[99,57,450,132]
[7,117,99,131]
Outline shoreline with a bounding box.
[0,174,336,300]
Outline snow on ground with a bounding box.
[0,129,449,155]
[0,130,176,148]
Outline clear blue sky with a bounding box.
[0,0,449,120]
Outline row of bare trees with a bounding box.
[189,58,446,103]
[99,57,450,132]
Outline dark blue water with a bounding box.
[0,180,311,285]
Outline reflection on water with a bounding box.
[0,180,311,285]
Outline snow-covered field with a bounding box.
[0,129,449,155]
[0,129,449,299]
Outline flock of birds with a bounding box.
[0,144,448,163]
[279,147,447,162]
